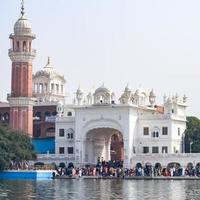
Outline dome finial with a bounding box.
[21,0,25,17]
[47,56,51,65]
[44,56,53,69]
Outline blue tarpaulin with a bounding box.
[32,138,55,154]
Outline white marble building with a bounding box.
[33,57,66,105]
[55,85,187,168]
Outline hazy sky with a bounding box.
[1,0,200,117]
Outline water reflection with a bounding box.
[1,179,200,200]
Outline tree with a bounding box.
[185,116,200,153]
[0,126,36,170]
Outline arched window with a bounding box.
[51,83,54,91]
[39,83,43,93]
[29,42,31,52]
[152,127,160,138]
[12,41,14,51]
[67,112,72,116]
[61,85,64,93]
[44,83,48,92]
[56,84,59,93]
[67,128,74,139]
[16,41,20,51]
[34,84,38,93]
[23,41,26,51]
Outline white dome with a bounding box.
[33,57,65,82]
[93,84,112,105]
[94,84,111,94]
[124,85,131,93]
[43,57,56,74]
[14,16,32,36]
[134,87,147,96]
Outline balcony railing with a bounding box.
[8,48,36,55]
[8,49,36,62]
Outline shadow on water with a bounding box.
[0,179,200,200]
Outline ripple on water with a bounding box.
[0,179,200,200]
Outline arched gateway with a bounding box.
[84,127,124,164]
[79,118,126,166]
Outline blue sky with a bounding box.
[1,0,200,117]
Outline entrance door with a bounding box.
[85,128,124,164]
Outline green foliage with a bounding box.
[185,116,200,153]
[191,141,200,153]
[0,126,36,170]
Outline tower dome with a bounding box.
[13,0,34,37]
[14,16,32,36]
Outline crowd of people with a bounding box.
[53,158,200,178]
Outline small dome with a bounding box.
[76,86,83,95]
[14,16,32,36]
[125,85,131,93]
[42,57,56,74]
[93,84,112,105]
[33,57,65,82]
[134,87,147,96]
[94,84,111,94]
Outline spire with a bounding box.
[21,0,25,17]
[125,83,129,89]
[44,56,53,68]
[47,56,51,65]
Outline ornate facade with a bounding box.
[2,2,193,169]
[55,85,187,168]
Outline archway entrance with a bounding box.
[84,128,124,164]
[110,133,124,161]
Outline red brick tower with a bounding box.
[8,1,36,136]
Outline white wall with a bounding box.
[55,117,75,163]
[54,102,186,168]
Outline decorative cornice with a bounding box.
[8,97,36,107]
